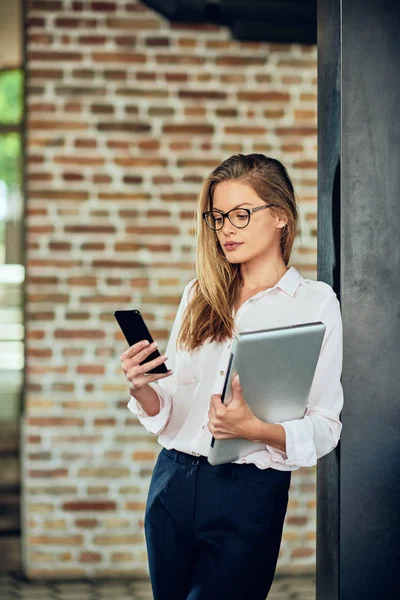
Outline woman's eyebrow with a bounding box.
[212,202,253,211]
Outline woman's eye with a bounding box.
[236,213,248,220]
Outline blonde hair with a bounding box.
[177,154,300,351]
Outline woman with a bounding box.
[120,154,343,600]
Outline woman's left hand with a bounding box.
[208,373,260,440]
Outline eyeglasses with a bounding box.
[202,204,276,231]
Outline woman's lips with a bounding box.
[224,242,243,251]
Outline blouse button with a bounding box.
[220,370,224,376]
[248,298,253,303]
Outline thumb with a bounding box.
[231,373,242,396]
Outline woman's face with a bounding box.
[212,180,287,265]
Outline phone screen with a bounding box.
[114,309,168,375]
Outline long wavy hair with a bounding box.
[177,153,300,351]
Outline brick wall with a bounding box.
[23,0,318,578]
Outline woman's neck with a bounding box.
[240,259,288,292]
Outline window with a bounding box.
[0,68,24,421]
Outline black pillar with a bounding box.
[317,0,400,598]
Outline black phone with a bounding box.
[114,309,168,375]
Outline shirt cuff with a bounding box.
[266,420,318,468]
[127,382,172,436]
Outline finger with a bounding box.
[211,395,223,410]
[135,353,169,376]
[120,339,150,361]
[128,341,159,366]
[136,370,173,386]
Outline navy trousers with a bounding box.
[144,447,291,600]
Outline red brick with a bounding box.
[81,242,105,250]
[146,36,170,47]
[216,56,266,66]
[164,72,188,82]
[55,330,105,339]
[278,59,317,68]
[30,69,63,80]
[79,551,102,563]
[97,122,150,133]
[291,548,314,558]
[62,172,84,182]
[114,243,140,252]
[92,174,112,185]
[178,90,227,100]
[30,190,89,201]
[79,35,106,45]
[98,192,149,201]
[81,295,131,304]
[126,226,179,235]
[54,155,105,166]
[92,53,146,64]
[275,127,317,137]
[28,120,88,131]
[55,17,97,27]
[64,501,115,511]
[30,469,69,478]
[28,225,54,234]
[106,18,161,30]
[114,157,167,167]
[27,17,45,27]
[75,519,98,528]
[91,1,116,11]
[103,69,126,80]
[161,193,197,203]
[115,36,137,47]
[237,91,290,102]
[28,535,83,545]
[64,225,115,234]
[49,241,71,251]
[133,451,157,461]
[92,260,142,269]
[29,51,82,61]
[29,172,54,181]
[293,160,318,169]
[27,311,55,321]
[162,124,213,135]
[29,0,62,9]
[156,54,205,66]
[136,71,156,81]
[28,293,69,303]
[94,418,116,426]
[77,365,105,374]
[116,87,168,98]
[28,348,53,358]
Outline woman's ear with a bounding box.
[276,215,288,230]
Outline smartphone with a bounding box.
[114,309,168,375]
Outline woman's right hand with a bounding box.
[120,340,172,396]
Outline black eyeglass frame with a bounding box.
[202,203,277,231]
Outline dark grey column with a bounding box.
[316,0,341,595]
[317,0,400,598]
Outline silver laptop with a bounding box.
[208,321,326,466]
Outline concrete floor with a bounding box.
[0,572,315,599]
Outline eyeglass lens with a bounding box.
[206,209,249,230]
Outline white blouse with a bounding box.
[128,266,343,471]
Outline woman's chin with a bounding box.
[225,254,246,264]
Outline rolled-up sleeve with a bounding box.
[267,293,344,468]
[127,279,195,435]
